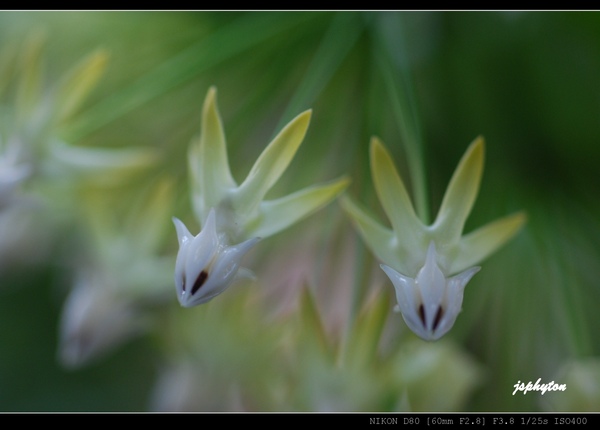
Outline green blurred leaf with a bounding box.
[345,291,391,368]
[65,13,316,141]
[298,286,335,360]
[54,48,109,123]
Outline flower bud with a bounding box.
[173,208,259,307]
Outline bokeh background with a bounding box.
[0,11,599,412]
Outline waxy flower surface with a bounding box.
[173,87,349,307]
[381,242,480,341]
[173,208,260,307]
[342,136,525,341]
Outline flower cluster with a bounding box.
[171,88,526,344]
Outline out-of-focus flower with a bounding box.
[173,87,349,307]
[0,35,156,190]
[58,268,153,367]
[342,136,526,340]
[58,180,175,368]
[541,358,600,412]
[46,138,157,186]
[6,33,109,148]
[393,339,484,411]
[173,208,260,307]
[0,39,121,272]
[0,137,31,211]
[150,359,246,412]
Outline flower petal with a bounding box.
[172,217,193,246]
[174,208,260,308]
[431,136,484,244]
[235,110,311,214]
[380,264,427,339]
[433,266,480,339]
[48,139,157,184]
[370,137,423,251]
[381,242,480,342]
[446,267,480,314]
[340,195,401,270]
[180,236,259,308]
[415,242,446,324]
[248,176,349,238]
[450,211,526,274]
[185,208,219,279]
[189,87,236,222]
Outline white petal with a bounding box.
[381,241,480,341]
[172,217,193,246]
[173,218,193,299]
[181,237,260,308]
[381,264,426,339]
[185,209,219,285]
[415,242,446,330]
[445,266,480,319]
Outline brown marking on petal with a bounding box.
[191,270,209,295]
[433,306,444,331]
[418,304,426,327]
[181,273,186,293]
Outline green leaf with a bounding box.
[346,292,391,367]
[370,137,423,248]
[234,110,311,214]
[65,13,315,141]
[450,211,526,273]
[249,176,349,239]
[273,12,364,131]
[431,136,485,245]
[299,286,335,360]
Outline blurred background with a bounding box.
[0,11,599,412]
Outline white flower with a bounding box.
[381,242,480,341]
[173,208,260,307]
[172,87,349,307]
[342,136,526,341]
[57,179,176,368]
[187,87,349,242]
[58,270,148,368]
